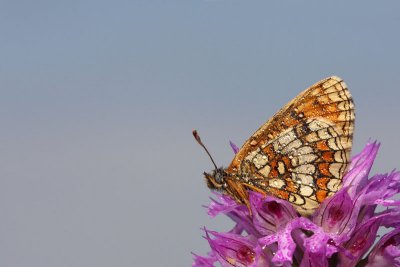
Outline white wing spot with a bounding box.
[270,178,285,189]
[293,164,316,175]
[329,163,343,178]
[291,173,313,185]
[278,161,286,175]
[327,178,341,192]
[299,185,314,197]
[259,165,271,177]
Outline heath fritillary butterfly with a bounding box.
[194,76,355,216]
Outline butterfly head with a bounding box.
[193,130,249,208]
[203,167,228,191]
[193,130,231,192]
[204,167,251,212]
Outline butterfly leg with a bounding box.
[243,183,268,197]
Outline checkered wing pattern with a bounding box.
[227,76,354,215]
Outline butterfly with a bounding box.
[194,76,354,216]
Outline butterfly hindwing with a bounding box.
[226,76,354,215]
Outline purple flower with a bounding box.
[193,141,400,266]
[367,228,400,267]
[229,141,240,155]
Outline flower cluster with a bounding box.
[193,142,400,266]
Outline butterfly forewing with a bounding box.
[227,76,354,215]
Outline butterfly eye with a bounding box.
[204,171,225,190]
[214,168,227,184]
[214,172,223,183]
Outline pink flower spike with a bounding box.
[193,141,400,267]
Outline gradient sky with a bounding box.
[1,1,400,266]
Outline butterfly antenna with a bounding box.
[192,130,218,170]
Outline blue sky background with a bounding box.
[1,1,400,266]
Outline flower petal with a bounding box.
[249,192,298,235]
[192,252,217,267]
[258,218,336,265]
[343,141,380,197]
[339,216,382,266]
[366,228,400,267]
[300,250,329,267]
[358,171,400,207]
[207,192,259,237]
[207,192,242,218]
[312,190,354,241]
[204,229,261,267]
[351,171,400,227]
[230,141,240,154]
